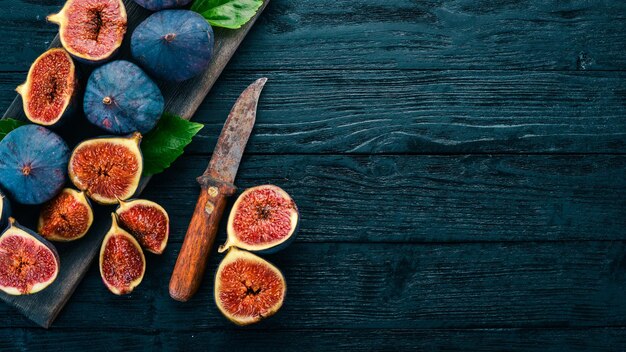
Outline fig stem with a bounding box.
[102,96,113,105]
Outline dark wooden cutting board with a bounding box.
[0,0,268,328]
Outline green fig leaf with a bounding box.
[141,113,204,176]
[191,0,263,29]
[0,119,27,141]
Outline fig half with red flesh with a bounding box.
[0,218,60,295]
[68,133,143,205]
[38,188,93,242]
[99,213,145,295]
[220,185,299,254]
[47,0,127,63]
[215,247,286,326]
[116,199,169,255]
[16,48,78,126]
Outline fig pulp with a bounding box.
[0,125,70,205]
[16,48,78,126]
[133,0,193,10]
[220,185,299,254]
[99,213,145,295]
[69,133,143,205]
[116,199,169,255]
[131,10,214,82]
[215,247,286,325]
[47,0,127,63]
[0,218,60,295]
[84,60,164,134]
[38,188,93,242]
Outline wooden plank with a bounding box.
[1,241,626,329]
[139,154,626,242]
[1,69,626,154]
[2,327,626,351]
[2,0,626,71]
[0,0,269,328]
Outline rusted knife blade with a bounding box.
[169,78,267,302]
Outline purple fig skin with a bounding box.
[0,189,11,229]
[131,10,214,82]
[133,0,192,11]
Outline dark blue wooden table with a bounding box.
[0,1,625,350]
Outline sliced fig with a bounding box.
[68,133,143,205]
[220,185,299,254]
[38,188,93,242]
[215,247,286,326]
[0,125,70,205]
[0,189,12,229]
[115,199,169,255]
[47,0,127,63]
[83,60,164,134]
[99,213,145,295]
[0,218,60,295]
[16,48,78,126]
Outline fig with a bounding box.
[0,190,12,229]
[16,48,78,126]
[115,199,169,255]
[215,247,286,326]
[0,218,60,295]
[83,60,164,134]
[47,0,127,63]
[131,10,214,82]
[38,188,93,242]
[0,125,70,205]
[99,213,145,295]
[68,133,143,205]
[219,185,299,254]
[132,0,193,11]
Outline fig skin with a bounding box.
[0,125,70,205]
[84,60,164,134]
[131,10,214,82]
[132,0,192,11]
[68,133,144,205]
[214,247,286,326]
[115,198,169,255]
[0,189,12,229]
[16,48,78,126]
[220,185,299,254]
[99,213,146,295]
[38,188,94,242]
[47,0,127,64]
[0,218,60,295]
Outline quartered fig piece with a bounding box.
[99,213,145,295]
[215,247,286,326]
[84,60,164,134]
[47,0,127,63]
[68,133,143,205]
[0,218,60,295]
[220,185,299,254]
[0,189,12,229]
[131,10,214,82]
[38,188,93,242]
[116,199,169,255]
[16,48,78,126]
[0,125,70,205]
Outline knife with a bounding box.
[169,78,267,302]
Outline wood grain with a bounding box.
[0,0,269,328]
[2,0,626,71]
[2,241,626,329]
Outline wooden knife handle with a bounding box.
[169,176,236,302]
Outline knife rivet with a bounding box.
[205,201,215,214]
[207,186,219,197]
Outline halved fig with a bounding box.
[215,247,286,326]
[115,199,169,255]
[99,213,145,295]
[16,48,78,126]
[0,218,60,295]
[219,185,299,254]
[38,188,93,242]
[47,0,127,63]
[68,133,143,205]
